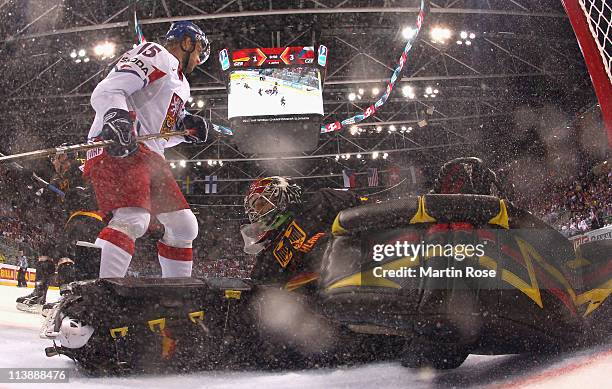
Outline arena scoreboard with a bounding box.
[231,47,316,67]
[219,45,328,154]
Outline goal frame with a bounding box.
[561,0,612,146]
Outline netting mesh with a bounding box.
[579,0,612,84]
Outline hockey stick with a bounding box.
[32,172,66,197]
[0,130,188,165]
[0,150,65,196]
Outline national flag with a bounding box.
[205,175,218,194]
[367,168,379,187]
[388,165,401,186]
[183,176,193,195]
[342,169,356,188]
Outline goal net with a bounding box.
[562,0,612,145]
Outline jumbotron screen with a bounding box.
[227,67,324,118]
[220,45,328,153]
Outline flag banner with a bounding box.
[367,167,379,187]
[183,176,193,195]
[342,169,356,188]
[388,165,401,186]
[205,175,218,194]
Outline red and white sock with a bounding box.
[157,241,193,277]
[96,227,135,278]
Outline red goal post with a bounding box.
[561,0,612,146]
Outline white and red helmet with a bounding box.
[244,176,303,224]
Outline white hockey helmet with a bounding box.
[57,317,94,349]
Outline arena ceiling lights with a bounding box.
[93,41,116,59]
[457,31,476,46]
[430,26,452,44]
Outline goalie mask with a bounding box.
[241,177,302,255]
[244,176,303,225]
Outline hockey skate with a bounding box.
[16,282,47,314]
[42,258,77,317]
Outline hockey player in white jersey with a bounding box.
[83,21,212,278]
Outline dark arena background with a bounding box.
[0,1,610,388]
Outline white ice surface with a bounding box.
[228,75,323,118]
[0,284,610,389]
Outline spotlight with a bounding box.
[402,26,417,40]
[196,100,204,108]
[430,27,452,44]
[356,153,362,159]
[389,125,396,132]
[207,160,213,166]
[372,87,380,96]
[335,155,340,161]
[93,41,115,58]
[348,92,356,101]
[75,59,82,63]
[425,86,433,94]
[170,162,176,169]
[345,153,351,160]
[372,151,379,159]
[196,161,202,166]
[400,126,406,132]
[350,126,359,135]
[358,88,364,95]
[69,51,77,58]
[83,57,90,63]
[457,31,476,45]
[382,153,389,159]
[188,97,194,103]
[78,49,86,57]
[219,161,224,166]
[179,160,186,168]
[402,85,415,99]
[376,126,382,133]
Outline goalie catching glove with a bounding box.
[100,108,138,158]
[180,113,211,145]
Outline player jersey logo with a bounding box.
[272,221,325,268]
[273,221,307,268]
[160,93,184,136]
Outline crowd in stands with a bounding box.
[520,161,612,237]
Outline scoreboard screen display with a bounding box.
[227,67,323,118]
[220,45,327,153]
[232,46,315,67]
